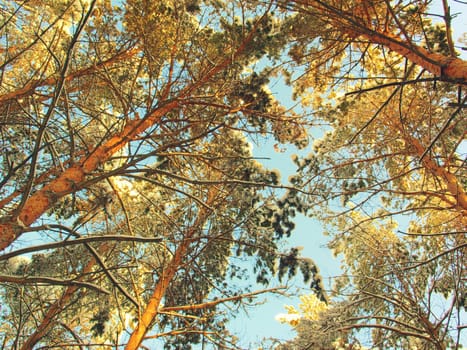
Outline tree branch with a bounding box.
[160,286,286,312]
[0,274,110,294]
[0,233,163,261]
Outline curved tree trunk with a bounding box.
[288,0,467,82]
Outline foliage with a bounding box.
[0,0,314,348]
[273,0,466,349]
[1,0,466,349]
[275,293,328,326]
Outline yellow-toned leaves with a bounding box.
[276,293,328,326]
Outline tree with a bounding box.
[0,0,317,348]
[272,0,466,348]
[277,215,466,349]
[2,0,466,348]
[279,0,467,83]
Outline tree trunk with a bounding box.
[0,18,260,251]
[125,185,220,349]
[19,243,111,350]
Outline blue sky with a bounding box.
[226,82,339,349]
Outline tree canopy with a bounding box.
[274,0,466,349]
[0,0,465,349]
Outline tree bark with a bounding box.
[124,185,220,349]
[19,243,111,350]
[405,134,467,213]
[0,16,261,251]
[0,48,138,105]
[289,0,467,82]
[358,31,467,81]
[0,101,178,251]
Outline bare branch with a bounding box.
[0,233,163,261]
[0,274,110,294]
